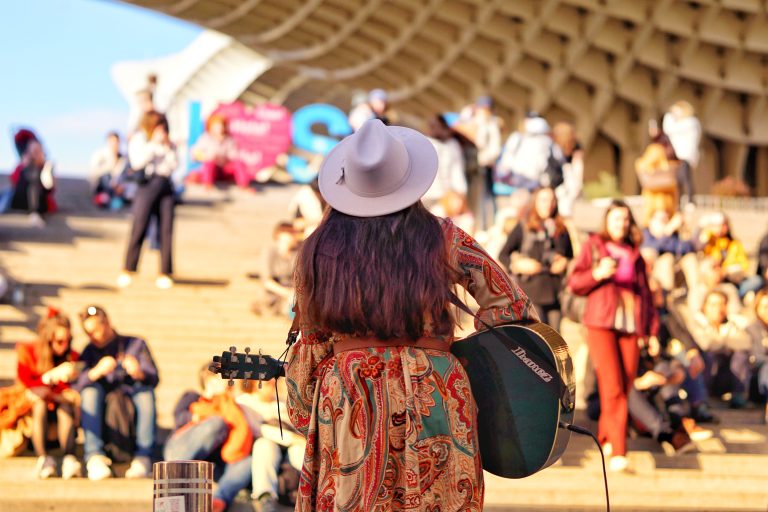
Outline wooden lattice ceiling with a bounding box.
[126,0,768,150]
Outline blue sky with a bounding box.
[0,0,201,175]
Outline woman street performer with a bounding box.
[285,119,537,511]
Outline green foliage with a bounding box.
[583,171,622,200]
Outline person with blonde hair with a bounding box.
[635,119,680,226]
[16,308,81,479]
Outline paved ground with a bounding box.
[1,177,767,511]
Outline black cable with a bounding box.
[559,421,610,512]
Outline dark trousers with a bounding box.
[124,176,174,275]
[586,327,640,456]
[11,165,47,214]
[533,303,562,332]
[677,160,694,206]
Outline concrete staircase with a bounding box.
[1,178,767,511]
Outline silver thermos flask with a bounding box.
[153,460,214,512]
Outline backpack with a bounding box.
[541,147,564,189]
[103,388,136,463]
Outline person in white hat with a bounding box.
[284,119,537,511]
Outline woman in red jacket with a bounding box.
[568,200,656,472]
[16,308,80,479]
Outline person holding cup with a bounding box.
[568,200,657,472]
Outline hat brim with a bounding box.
[318,125,438,217]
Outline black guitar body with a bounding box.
[450,322,575,479]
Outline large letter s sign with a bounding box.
[287,104,352,183]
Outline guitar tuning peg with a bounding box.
[244,347,251,355]
[228,379,234,387]
[243,379,250,389]
[229,346,237,354]
[258,380,263,389]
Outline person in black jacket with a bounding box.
[499,186,573,329]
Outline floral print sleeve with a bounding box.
[444,220,539,328]
[285,304,334,438]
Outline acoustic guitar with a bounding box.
[210,321,575,480]
[449,322,575,479]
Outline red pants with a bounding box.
[586,327,639,456]
[200,160,250,188]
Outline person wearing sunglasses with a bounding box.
[16,307,80,479]
[72,305,159,480]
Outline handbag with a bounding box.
[559,242,599,323]
[637,166,678,192]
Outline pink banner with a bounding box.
[211,102,292,179]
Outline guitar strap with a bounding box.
[449,292,573,412]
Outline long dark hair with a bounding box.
[296,202,458,340]
[597,199,643,247]
[525,187,567,238]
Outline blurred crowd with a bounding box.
[1,85,768,506]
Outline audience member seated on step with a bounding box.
[236,379,304,512]
[90,131,131,209]
[585,383,695,457]
[742,228,768,304]
[16,307,81,479]
[498,187,573,330]
[696,212,751,298]
[746,289,768,423]
[635,335,711,441]
[251,222,302,318]
[189,115,247,189]
[687,290,752,409]
[287,178,326,237]
[9,129,55,227]
[73,305,159,481]
[685,256,742,320]
[165,364,253,512]
[640,210,695,293]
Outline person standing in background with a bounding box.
[567,200,657,473]
[455,96,502,232]
[423,114,468,222]
[118,112,178,290]
[663,101,701,207]
[498,187,573,331]
[552,121,584,219]
[348,88,395,131]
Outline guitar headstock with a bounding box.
[209,346,285,389]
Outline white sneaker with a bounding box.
[28,212,45,228]
[62,454,82,479]
[35,455,57,479]
[155,275,173,289]
[608,454,630,473]
[125,456,151,479]
[86,454,112,481]
[117,272,132,288]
